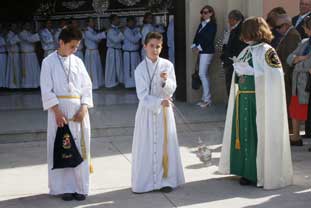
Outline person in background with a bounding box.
[221,10,247,96]
[105,14,124,88]
[122,16,141,88]
[40,20,55,57]
[192,5,217,108]
[0,24,7,88]
[266,7,287,48]
[293,0,311,39]
[167,16,175,65]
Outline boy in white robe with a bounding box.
[105,14,124,88]
[6,24,21,89]
[123,17,141,88]
[19,22,41,88]
[84,18,106,89]
[71,19,84,61]
[132,32,185,193]
[40,26,93,201]
[0,27,7,88]
[40,20,55,57]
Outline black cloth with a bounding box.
[193,21,217,54]
[292,13,311,40]
[53,124,83,170]
[220,21,247,95]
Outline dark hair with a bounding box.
[58,26,82,43]
[241,16,274,43]
[144,32,163,45]
[127,16,136,23]
[228,10,244,21]
[200,5,216,23]
[109,14,119,23]
[143,12,153,24]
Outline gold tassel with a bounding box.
[162,106,169,178]
[235,138,241,150]
[89,163,94,174]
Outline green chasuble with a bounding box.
[230,49,258,183]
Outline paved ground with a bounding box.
[0,89,310,208]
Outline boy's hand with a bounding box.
[161,98,173,107]
[52,105,67,127]
[160,71,168,80]
[73,105,88,122]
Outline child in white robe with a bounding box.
[40,26,93,201]
[131,32,185,193]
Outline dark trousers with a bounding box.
[224,65,234,96]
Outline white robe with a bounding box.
[40,28,55,57]
[167,18,175,65]
[105,26,124,88]
[84,27,106,89]
[122,26,141,88]
[74,37,84,61]
[19,30,41,88]
[40,51,93,195]
[132,57,185,193]
[6,31,21,89]
[218,43,293,189]
[0,35,7,88]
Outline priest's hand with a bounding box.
[73,105,88,122]
[52,105,67,127]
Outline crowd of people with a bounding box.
[0,12,174,90]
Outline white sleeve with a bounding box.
[40,59,59,110]
[161,62,177,97]
[79,59,94,108]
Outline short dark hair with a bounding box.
[58,26,82,43]
[144,32,163,45]
[127,16,136,23]
[143,12,153,24]
[228,10,244,21]
[109,14,119,23]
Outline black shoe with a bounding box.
[73,193,86,201]
[61,193,74,201]
[239,177,251,186]
[290,139,303,146]
[159,186,173,193]
[301,134,311,139]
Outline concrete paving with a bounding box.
[0,134,310,208]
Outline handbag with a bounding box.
[306,74,311,92]
[192,56,201,90]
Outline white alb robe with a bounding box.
[132,57,185,193]
[105,26,124,88]
[19,30,41,88]
[40,51,93,195]
[74,37,84,61]
[123,26,141,88]
[0,35,7,88]
[84,27,106,89]
[40,28,55,57]
[218,43,293,189]
[6,31,21,89]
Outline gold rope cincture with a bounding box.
[162,106,169,178]
[235,90,255,150]
[57,96,93,173]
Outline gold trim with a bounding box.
[162,106,169,178]
[57,95,81,99]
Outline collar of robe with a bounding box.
[145,56,159,65]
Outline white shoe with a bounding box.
[199,102,211,108]
[196,101,204,106]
